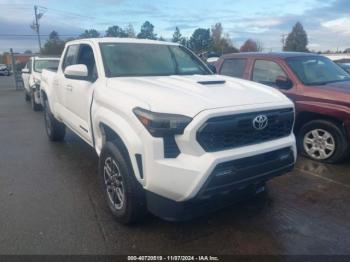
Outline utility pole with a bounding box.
[31,5,46,54]
[34,5,42,53]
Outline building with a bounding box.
[2,53,39,66]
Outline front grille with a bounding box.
[196,108,294,152]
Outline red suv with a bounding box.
[216,52,350,163]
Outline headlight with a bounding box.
[133,107,192,137]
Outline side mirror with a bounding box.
[276,76,293,89]
[64,64,89,80]
[22,68,30,74]
[207,64,217,74]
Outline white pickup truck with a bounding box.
[22,56,59,111]
[41,38,296,224]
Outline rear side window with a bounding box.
[62,45,79,70]
[252,60,286,86]
[220,58,247,78]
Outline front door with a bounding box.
[63,44,98,144]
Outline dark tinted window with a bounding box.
[77,44,97,80]
[253,60,286,86]
[62,45,79,70]
[220,58,246,78]
[100,43,210,77]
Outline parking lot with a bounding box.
[0,75,350,255]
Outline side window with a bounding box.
[220,59,247,78]
[76,44,97,81]
[27,60,32,72]
[252,60,287,86]
[62,45,79,71]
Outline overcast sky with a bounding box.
[0,0,349,53]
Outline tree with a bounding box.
[105,25,128,37]
[240,39,260,52]
[158,36,166,41]
[211,23,238,54]
[126,24,136,38]
[188,28,212,53]
[137,21,157,40]
[24,50,32,54]
[79,29,100,39]
[283,22,308,52]
[42,31,65,55]
[172,27,183,43]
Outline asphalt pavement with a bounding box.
[0,75,350,255]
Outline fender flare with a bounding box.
[92,107,144,182]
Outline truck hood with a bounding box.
[107,75,290,117]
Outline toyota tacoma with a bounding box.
[40,38,296,224]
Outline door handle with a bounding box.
[66,85,73,91]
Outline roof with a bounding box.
[222,52,321,59]
[67,37,179,46]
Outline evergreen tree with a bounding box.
[284,22,308,52]
[79,29,100,39]
[172,27,183,43]
[189,28,212,53]
[105,26,127,37]
[42,31,65,55]
[137,21,157,40]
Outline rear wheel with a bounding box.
[44,99,66,141]
[298,120,349,163]
[99,141,147,225]
[31,89,42,111]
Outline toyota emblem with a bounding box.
[253,115,268,130]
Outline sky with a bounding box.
[0,0,349,53]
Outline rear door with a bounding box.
[219,58,248,79]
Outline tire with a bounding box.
[31,89,42,111]
[298,119,349,163]
[44,99,66,141]
[99,141,147,225]
[25,91,30,102]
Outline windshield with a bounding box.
[100,43,211,77]
[34,59,59,73]
[286,56,350,85]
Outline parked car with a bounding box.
[216,52,350,163]
[0,64,10,76]
[22,57,60,111]
[40,38,296,224]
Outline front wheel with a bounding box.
[44,99,66,141]
[298,120,349,163]
[99,141,147,225]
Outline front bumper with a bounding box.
[146,147,294,221]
